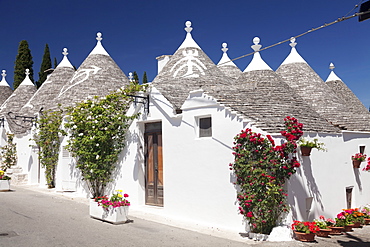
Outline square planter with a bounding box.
[0,180,10,191]
[89,199,130,224]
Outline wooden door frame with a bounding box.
[144,122,163,206]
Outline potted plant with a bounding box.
[363,157,370,172]
[0,170,11,191]
[298,138,326,156]
[333,211,353,233]
[352,153,366,168]
[344,208,365,227]
[360,207,370,225]
[291,220,319,242]
[314,216,333,237]
[0,132,17,191]
[90,190,131,224]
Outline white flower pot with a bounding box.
[89,199,129,224]
[0,180,10,191]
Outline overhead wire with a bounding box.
[219,6,370,66]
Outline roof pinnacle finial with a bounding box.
[329,62,335,70]
[96,32,103,41]
[62,48,68,56]
[251,37,262,52]
[1,70,6,79]
[221,43,228,53]
[25,68,30,76]
[185,21,193,33]
[289,37,297,48]
[128,72,133,82]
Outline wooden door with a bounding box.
[144,122,163,206]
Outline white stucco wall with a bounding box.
[17,85,370,234]
[115,88,250,232]
[288,131,370,222]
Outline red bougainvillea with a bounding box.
[231,116,303,234]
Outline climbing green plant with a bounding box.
[64,82,146,198]
[33,108,66,188]
[1,133,17,172]
[230,116,303,234]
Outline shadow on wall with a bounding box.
[288,156,324,221]
[69,158,89,197]
[353,167,362,192]
[229,171,248,231]
[108,130,138,193]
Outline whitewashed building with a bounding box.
[1,21,370,234]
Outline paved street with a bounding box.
[1,185,370,247]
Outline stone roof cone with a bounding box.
[326,62,370,116]
[152,21,233,110]
[0,69,37,133]
[227,37,338,133]
[55,32,130,109]
[243,37,272,72]
[0,70,13,106]
[217,43,242,79]
[276,39,370,131]
[20,48,76,118]
[280,37,307,65]
[0,69,37,114]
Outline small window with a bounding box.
[199,117,212,137]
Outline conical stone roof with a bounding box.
[0,69,37,115]
[21,48,75,116]
[276,39,370,131]
[217,43,242,79]
[243,37,272,72]
[326,63,370,117]
[0,70,13,106]
[220,38,338,133]
[152,21,234,110]
[55,32,130,109]
[0,69,37,133]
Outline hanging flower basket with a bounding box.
[353,160,361,168]
[300,146,312,156]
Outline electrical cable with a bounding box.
[219,8,370,66]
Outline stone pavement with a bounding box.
[1,184,370,246]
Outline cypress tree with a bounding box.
[37,44,52,88]
[54,57,58,69]
[142,71,148,84]
[14,40,34,90]
[133,71,139,84]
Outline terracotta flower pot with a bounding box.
[301,146,312,156]
[352,160,361,168]
[344,224,354,232]
[329,226,344,235]
[364,218,370,225]
[316,228,331,238]
[294,231,316,242]
[353,222,362,228]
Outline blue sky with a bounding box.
[1,0,370,107]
